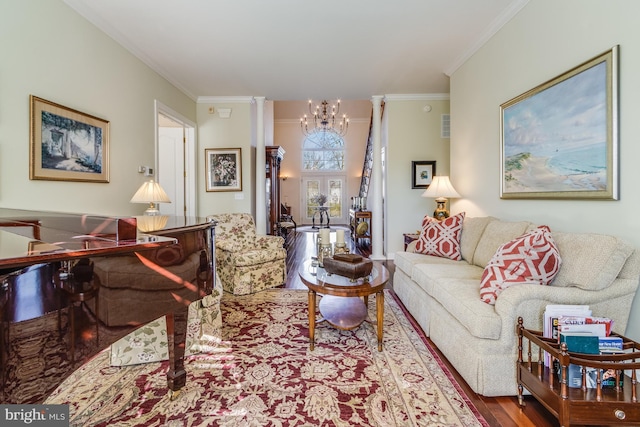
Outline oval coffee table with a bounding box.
[298,259,389,351]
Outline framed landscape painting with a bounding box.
[500,46,619,199]
[412,160,436,189]
[30,95,109,182]
[205,148,242,192]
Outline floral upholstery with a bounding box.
[110,272,224,366]
[208,213,287,295]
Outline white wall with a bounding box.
[196,99,254,217]
[0,0,195,216]
[450,0,640,339]
[385,96,451,258]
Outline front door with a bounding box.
[302,175,347,225]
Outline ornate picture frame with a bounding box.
[205,148,242,192]
[500,46,619,199]
[30,95,109,182]
[412,160,436,189]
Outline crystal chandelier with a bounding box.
[300,100,349,137]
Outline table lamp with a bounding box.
[421,176,460,220]
[130,179,171,216]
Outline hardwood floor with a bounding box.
[283,226,562,427]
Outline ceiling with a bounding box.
[64,0,527,101]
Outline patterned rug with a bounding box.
[45,289,489,426]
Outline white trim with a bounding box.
[444,0,530,76]
[154,100,197,217]
[384,93,450,101]
[197,96,255,104]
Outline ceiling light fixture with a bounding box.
[300,100,349,137]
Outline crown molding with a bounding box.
[197,96,255,104]
[444,0,529,76]
[383,94,450,102]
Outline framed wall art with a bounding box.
[412,160,436,189]
[500,46,619,199]
[205,148,242,192]
[30,95,109,182]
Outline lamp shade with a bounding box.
[421,176,460,199]
[130,180,171,215]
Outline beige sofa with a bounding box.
[393,216,640,396]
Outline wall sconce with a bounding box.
[281,175,289,181]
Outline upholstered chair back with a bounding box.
[210,213,257,251]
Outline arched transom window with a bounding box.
[302,131,345,171]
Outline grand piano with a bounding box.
[0,208,216,403]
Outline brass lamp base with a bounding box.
[433,197,449,221]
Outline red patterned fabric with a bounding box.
[480,226,562,305]
[415,212,465,261]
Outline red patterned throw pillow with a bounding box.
[415,212,465,261]
[480,225,562,305]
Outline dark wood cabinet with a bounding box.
[266,146,285,235]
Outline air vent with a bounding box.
[441,114,450,139]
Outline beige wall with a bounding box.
[196,99,255,217]
[384,96,451,257]
[450,0,640,339]
[0,0,195,216]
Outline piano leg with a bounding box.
[165,306,188,398]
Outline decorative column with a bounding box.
[371,95,384,260]
[255,96,267,235]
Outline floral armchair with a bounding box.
[207,213,287,295]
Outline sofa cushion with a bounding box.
[551,232,633,291]
[394,251,462,276]
[460,216,497,262]
[430,278,503,340]
[415,212,465,261]
[472,220,532,267]
[412,262,483,296]
[479,226,562,304]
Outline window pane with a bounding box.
[328,179,342,218]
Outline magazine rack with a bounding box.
[516,317,640,426]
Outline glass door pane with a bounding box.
[302,176,347,224]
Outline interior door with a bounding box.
[302,175,347,225]
[156,102,196,218]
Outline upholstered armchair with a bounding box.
[207,213,287,295]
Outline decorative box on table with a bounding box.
[322,254,373,280]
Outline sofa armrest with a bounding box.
[256,235,285,249]
[494,278,639,335]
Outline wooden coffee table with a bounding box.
[298,259,389,351]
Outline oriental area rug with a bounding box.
[45,289,489,426]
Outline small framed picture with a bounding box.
[205,148,242,192]
[30,95,109,182]
[412,161,436,189]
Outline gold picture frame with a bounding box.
[205,148,242,192]
[30,95,109,182]
[500,46,619,199]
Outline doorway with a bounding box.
[302,175,347,225]
[155,101,196,218]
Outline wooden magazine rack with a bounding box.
[516,317,640,426]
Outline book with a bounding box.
[599,336,623,351]
[558,332,600,388]
[543,305,591,367]
[556,315,614,338]
[558,323,607,338]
